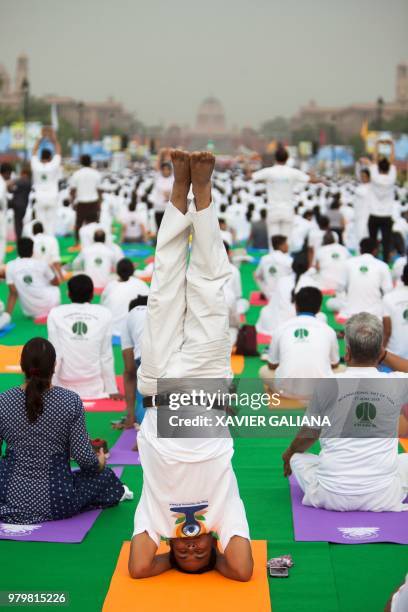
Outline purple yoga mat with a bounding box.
[289,475,408,544]
[108,429,140,465]
[0,467,123,543]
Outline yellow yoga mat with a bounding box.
[0,345,23,373]
[103,540,271,612]
[231,354,245,375]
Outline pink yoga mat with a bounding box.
[257,333,271,345]
[335,314,347,325]
[289,475,408,544]
[83,377,125,412]
[322,289,335,296]
[34,315,48,325]
[108,429,140,465]
[0,467,123,543]
[250,292,268,306]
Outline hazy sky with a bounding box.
[1,0,407,128]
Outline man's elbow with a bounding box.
[128,560,151,579]
[233,562,254,582]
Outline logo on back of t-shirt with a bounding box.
[294,328,309,341]
[331,253,340,260]
[23,275,33,285]
[169,503,208,538]
[268,265,277,275]
[359,265,369,274]
[94,257,103,266]
[41,174,48,182]
[403,308,408,322]
[41,245,46,254]
[355,401,376,427]
[72,321,88,336]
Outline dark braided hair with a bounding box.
[20,338,56,423]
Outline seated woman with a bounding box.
[0,337,130,524]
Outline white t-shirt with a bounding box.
[391,575,408,612]
[6,257,60,316]
[47,302,117,399]
[252,165,309,215]
[74,243,117,289]
[315,243,350,290]
[120,209,145,240]
[70,167,102,202]
[268,314,339,379]
[33,233,60,265]
[255,251,293,298]
[121,305,148,360]
[308,367,408,498]
[0,175,7,231]
[79,222,111,249]
[392,256,406,285]
[133,412,249,551]
[341,253,393,319]
[383,286,408,358]
[31,154,61,196]
[152,174,174,212]
[101,277,149,337]
[368,164,396,217]
[55,206,76,236]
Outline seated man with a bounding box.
[6,237,60,318]
[382,264,408,359]
[32,221,63,281]
[327,237,392,320]
[223,242,247,348]
[47,274,120,400]
[254,235,293,300]
[121,295,149,430]
[283,312,408,512]
[101,258,149,337]
[128,150,253,581]
[73,229,118,290]
[314,233,350,292]
[259,287,339,397]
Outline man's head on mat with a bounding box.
[17,237,34,258]
[169,534,217,574]
[344,312,383,366]
[68,274,94,304]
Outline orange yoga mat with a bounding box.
[231,354,245,375]
[400,438,408,452]
[103,540,271,612]
[0,345,23,373]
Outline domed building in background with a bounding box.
[195,97,226,135]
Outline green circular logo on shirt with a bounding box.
[294,328,309,340]
[41,174,48,181]
[72,321,88,336]
[41,246,46,253]
[268,266,277,275]
[94,257,103,266]
[331,253,340,259]
[359,266,369,274]
[355,402,376,423]
[23,275,33,285]
[403,309,408,321]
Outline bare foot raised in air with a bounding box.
[170,149,191,214]
[190,151,215,210]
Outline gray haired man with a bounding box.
[282,312,408,512]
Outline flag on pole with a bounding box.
[51,103,59,133]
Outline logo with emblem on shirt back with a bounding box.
[355,402,376,427]
[72,321,88,336]
[268,266,277,275]
[294,328,309,341]
[41,174,48,181]
[170,503,208,538]
[94,257,103,266]
[41,245,46,253]
[338,527,379,541]
[403,308,408,322]
[331,253,340,259]
[359,266,369,274]
[23,275,33,285]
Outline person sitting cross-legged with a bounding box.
[282,313,408,512]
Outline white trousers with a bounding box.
[0,219,6,264]
[138,201,232,396]
[34,195,58,235]
[291,452,408,512]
